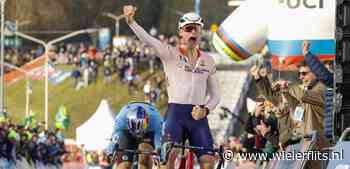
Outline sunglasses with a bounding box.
[298,71,309,76]
[183,25,200,32]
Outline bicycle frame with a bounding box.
[177,136,189,169]
[176,150,192,169]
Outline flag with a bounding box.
[0,115,6,123]
[55,105,70,130]
[22,111,37,129]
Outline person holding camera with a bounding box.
[250,61,328,169]
[245,97,279,157]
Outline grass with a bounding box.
[5,65,167,138]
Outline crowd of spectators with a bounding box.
[4,47,42,73]
[0,116,66,169]
[62,38,165,98]
[52,32,212,103]
[3,28,214,105]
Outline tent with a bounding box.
[76,99,115,151]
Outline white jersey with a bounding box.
[128,22,220,111]
[213,0,335,70]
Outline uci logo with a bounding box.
[279,0,324,9]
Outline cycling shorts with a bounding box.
[164,103,214,158]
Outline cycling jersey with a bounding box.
[213,0,335,70]
[128,22,220,111]
[106,102,163,155]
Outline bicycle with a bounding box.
[110,143,160,169]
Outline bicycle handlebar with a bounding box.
[111,144,159,162]
[115,148,158,156]
[168,143,221,153]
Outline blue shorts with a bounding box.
[164,103,214,158]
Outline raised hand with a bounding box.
[123,5,136,23]
[302,40,310,56]
[250,65,260,80]
[250,65,268,80]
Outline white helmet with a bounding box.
[178,12,204,30]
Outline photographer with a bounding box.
[245,97,279,158]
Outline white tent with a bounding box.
[76,99,115,151]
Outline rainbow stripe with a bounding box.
[213,27,251,61]
[213,28,336,66]
[213,33,241,61]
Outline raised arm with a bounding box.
[250,65,281,106]
[303,41,333,87]
[304,52,333,87]
[124,5,172,62]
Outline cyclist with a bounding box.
[106,102,163,169]
[124,5,221,169]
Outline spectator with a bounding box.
[83,66,89,88]
[104,60,112,84]
[250,62,328,169]
[244,97,267,152]
[126,67,138,95]
[89,61,98,83]
[71,68,82,88]
[303,41,335,139]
